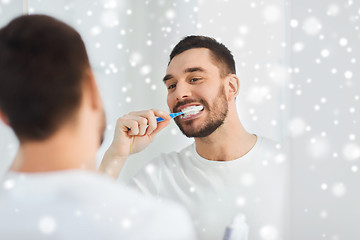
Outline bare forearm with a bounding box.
[98,150,128,179]
[98,109,170,179]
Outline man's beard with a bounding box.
[174,86,228,138]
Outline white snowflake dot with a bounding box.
[349,134,356,140]
[332,183,346,197]
[241,173,255,187]
[303,17,322,35]
[263,5,281,23]
[38,216,56,234]
[321,49,330,58]
[289,117,306,137]
[259,225,278,240]
[344,71,353,79]
[75,209,83,217]
[235,196,246,206]
[293,42,304,52]
[140,65,152,75]
[339,38,348,46]
[320,210,328,218]
[290,19,298,28]
[274,154,286,163]
[3,179,15,190]
[90,26,102,36]
[165,9,176,19]
[327,4,340,16]
[121,219,132,229]
[238,25,249,35]
[342,143,360,161]
[145,164,155,174]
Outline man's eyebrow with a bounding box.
[163,67,206,83]
[184,67,206,73]
[163,74,173,83]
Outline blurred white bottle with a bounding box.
[223,214,249,240]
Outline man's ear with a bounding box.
[83,69,102,111]
[226,74,240,100]
[0,110,10,127]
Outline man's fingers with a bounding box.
[136,109,170,135]
[123,116,149,136]
[146,114,157,135]
[150,118,171,136]
[117,109,171,136]
[151,109,171,121]
[120,118,140,136]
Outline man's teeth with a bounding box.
[180,112,197,119]
[181,105,204,114]
[180,106,203,119]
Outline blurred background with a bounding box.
[0,0,359,239]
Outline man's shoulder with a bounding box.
[255,135,289,168]
[0,171,196,239]
[0,170,186,216]
[256,135,280,151]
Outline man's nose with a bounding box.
[174,83,191,101]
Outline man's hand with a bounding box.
[99,109,171,179]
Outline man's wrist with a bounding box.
[99,149,128,179]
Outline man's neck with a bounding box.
[194,112,257,161]
[10,128,96,173]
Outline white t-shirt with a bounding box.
[129,135,290,240]
[0,170,196,240]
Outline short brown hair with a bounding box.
[169,35,236,77]
[0,15,90,141]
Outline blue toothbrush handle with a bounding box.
[128,112,183,130]
[156,112,182,123]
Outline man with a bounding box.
[0,15,196,240]
[101,36,289,240]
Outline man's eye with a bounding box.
[168,84,176,89]
[190,78,200,82]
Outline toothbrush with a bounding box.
[156,105,204,123]
[127,105,204,131]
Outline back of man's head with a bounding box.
[169,35,236,77]
[0,15,90,142]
